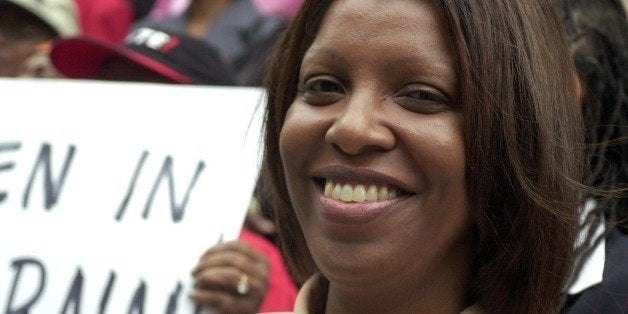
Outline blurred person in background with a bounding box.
[251,0,303,19]
[133,0,289,86]
[148,0,189,20]
[73,0,134,44]
[146,0,304,24]
[51,26,235,85]
[73,0,160,45]
[128,0,159,21]
[0,0,78,78]
[50,27,298,313]
[558,0,628,312]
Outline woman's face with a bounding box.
[280,0,474,294]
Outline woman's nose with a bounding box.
[324,94,395,155]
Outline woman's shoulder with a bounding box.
[562,230,628,313]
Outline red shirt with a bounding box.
[239,228,298,312]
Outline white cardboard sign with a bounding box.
[0,78,265,313]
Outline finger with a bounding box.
[193,266,267,297]
[194,266,240,292]
[190,289,262,314]
[200,240,267,264]
[193,246,269,278]
[189,290,240,314]
[192,251,259,278]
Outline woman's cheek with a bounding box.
[279,104,304,168]
[279,102,327,168]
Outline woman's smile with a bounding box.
[279,0,473,301]
[311,165,415,224]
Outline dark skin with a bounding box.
[279,0,473,312]
[185,0,232,39]
[191,241,269,313]
[188,197,274,313]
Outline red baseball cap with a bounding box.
[51,26,235,85]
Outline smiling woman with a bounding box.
[262,0,584,313]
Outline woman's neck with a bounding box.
[185,0,232,38]
[322,254,474,313]
[326,282,471,313]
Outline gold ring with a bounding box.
[237,273,250,295]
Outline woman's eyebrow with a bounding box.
[304,47,454,72]
[302,47,350,66]
[382,55,456,73]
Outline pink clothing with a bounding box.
[240,228,298,312]
[74,0,134,44]
[251,0,303,18]
[148,0,303,20]
[148,0,190,19]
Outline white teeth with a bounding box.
[378,186,388,201]
[331,183,342,199]
[340,184,353,202]
[324,181,334,197]
[352,185,366,202]
[324,180,400,203]
[366,185,378,201]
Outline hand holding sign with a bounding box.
[191,239,269,313]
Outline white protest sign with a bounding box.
[0,78,265,313]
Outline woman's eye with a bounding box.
[407,90,443,102]
[302,79,343,93]
[396,88,452,113]
[299,78,344,105]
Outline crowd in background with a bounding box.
[0,0,302,86]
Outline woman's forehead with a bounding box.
[305,0,454,60]
[314,0,447,38]
[297,0,457,94]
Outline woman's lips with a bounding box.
[319,192,408,224]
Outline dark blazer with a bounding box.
[562,230,628,313]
